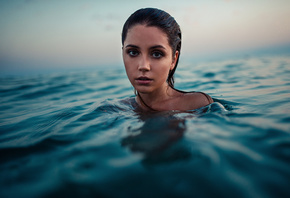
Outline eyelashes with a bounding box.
[152,51,163,58]
[127,49,139,57]
[126,49,164,59]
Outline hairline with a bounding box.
[123,22,176,56]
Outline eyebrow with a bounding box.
[125,44,139,49]
[125,44,166,50]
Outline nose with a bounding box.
[138,55,150,72]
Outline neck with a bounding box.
[137,84,173,111]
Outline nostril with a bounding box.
[138,63,150,71]
[139,66,150,71]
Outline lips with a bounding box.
[137,76,152,80]
[136,76,152,85]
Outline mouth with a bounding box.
[136,76,153,85]
[136,77,152,80]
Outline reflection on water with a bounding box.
[122,112,189,166]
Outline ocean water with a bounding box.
[0,55,290,198]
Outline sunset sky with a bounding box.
[0,0,290,74]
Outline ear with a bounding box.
[171,51,179,70]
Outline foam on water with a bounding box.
[0,55,290,198]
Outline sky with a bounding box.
[0,0,290,74]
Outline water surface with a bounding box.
[0,55,290,198]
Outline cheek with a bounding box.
[156,61,171,75]
[123,59,135,81]
[124,58,132,70]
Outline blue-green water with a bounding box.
[0,55,290,198]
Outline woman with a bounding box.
[122,8,213,111]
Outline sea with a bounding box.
[0,54,290,198]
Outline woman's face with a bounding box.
[122,24,178,94]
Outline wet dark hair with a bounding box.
[121,8,182,88]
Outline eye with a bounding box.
[127,49,139,57]
[152,51,163,59]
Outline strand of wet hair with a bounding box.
[137,92,157,112]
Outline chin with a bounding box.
[135,87,153,94]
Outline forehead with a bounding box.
[125,24,170,47]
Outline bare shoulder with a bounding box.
[181,92,213,110]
